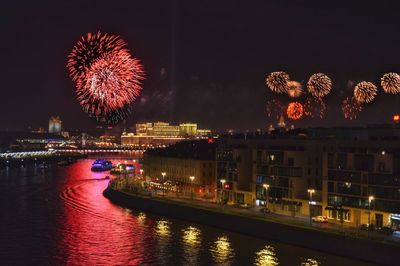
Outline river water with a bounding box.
[0,156,371,265]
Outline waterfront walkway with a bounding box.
[109,178,400,244]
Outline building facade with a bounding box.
[121,122,212,147]
[49,116,62,134]
[143,140,216,198]
[216,124,400,228]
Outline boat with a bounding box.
[57,157,77,166]
[110,163,135,175]
[57,161,69,166]
[91,160,113,172]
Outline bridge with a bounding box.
[0,150,57,160]
[56,148,145,154]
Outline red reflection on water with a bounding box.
[58,159,154,265]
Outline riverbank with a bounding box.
[104,185,399,265]
[0,152,86,168]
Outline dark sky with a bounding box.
[1,0,400,132]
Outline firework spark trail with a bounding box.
[307,73,332,98]
[266,99,284,119]
[266,72,290,93]
[286,102,304,120]
[342,97,362,120]
[353,81,377,103]
[304,97,326,119]
[67,31,145,123]
[381,72,400,94]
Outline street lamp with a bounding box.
[220,179,226,205]
[307,189,315,225]
[263,184,270,213]
[161,172,166,196]
[189,176,195,200]
[368,195,374,227]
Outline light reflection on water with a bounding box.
[254,245,279,266]
[182,226,201,265]
[0,157,372,266]
[210,235,235,265]
[301,258,321,266]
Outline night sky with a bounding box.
[1,0,400,132]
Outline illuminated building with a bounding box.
[153,122,180,137]
[277,114,286,129]
[217,125,400,229]
[121,122,212,146]
[136,123,154,135]
[179,123,197,136]
[121,132,185,147]
[143,140,216,197]
[48,116,62,134]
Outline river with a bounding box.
[0,156,371,265]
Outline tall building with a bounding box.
[121,122,212,146]
[49,116,62,134]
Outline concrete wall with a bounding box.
[104,187,399,265]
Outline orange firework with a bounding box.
[286,102,304,120]
[304,97,326,119]
[307,73,332,98]
[342,96,362,120]
[287,81,303,98]
[353,81,377,103]
[266,71,290,93]
[381,72,400,94]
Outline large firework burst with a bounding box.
[286,81,303,98]
[67,31,145,123]
[266,99,284,119]
[381,72,400,94]
[353,81,377,103]
[304,97,326,119]
[307,73,332,98]
[342,97,362,120]
[286,102,304,120]
[266,72,290,93]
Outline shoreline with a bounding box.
[103,185,398,265]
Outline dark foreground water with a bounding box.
[0,157,371,265]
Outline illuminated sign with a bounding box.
[394,114,400,122]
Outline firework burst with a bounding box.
[286,102,304,120]
[67,31,145,123]
[381,72,400,94]
[353,81,377,103]
[266,71,290,93]
[304,97,326,119]
[307,73,332,98]
[266,99,284,119]
[286,81,303,98]
[342,97,362,120]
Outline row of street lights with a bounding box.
[160,172,196,199]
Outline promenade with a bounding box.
[109,177,400,245]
